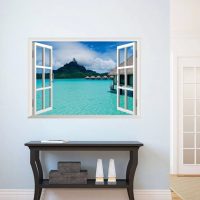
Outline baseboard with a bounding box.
[134,190,171,200]
[0,189,35,200]
[0,189,171,200]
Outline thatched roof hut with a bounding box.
[109,56,133,76]
[109,68,133,76]
[103,75,108,79]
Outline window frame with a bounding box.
[32,42,53,115]
[117,42,137,115]
[28,38,141,118]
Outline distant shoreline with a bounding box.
[37,76,112,79]
[52,77,112,80]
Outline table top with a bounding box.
[25,141,143,147]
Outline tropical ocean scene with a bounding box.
[34,41,134,116]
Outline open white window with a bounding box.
[117,42,138,115]
[33,42,53,115]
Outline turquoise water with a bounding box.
[36,79,133,115]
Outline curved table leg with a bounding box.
[126,149,138,200]
[30,149,43,200]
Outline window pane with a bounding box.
[196,68,200,83]
[119,89,125,108]
[183,149,195,164]
[127,90,133,111]
[196,134,200,148]
[183,67,195,83]
[119,48,125,67]
[183,116,195,132]
[183,133,195,148]
[183,84,195,98]
[36,68,43,88]
[118,69,133,88]
[197,84,200,99]
[126,46,133,66]
[45,69,51,87]
[36,46,43,66]
[127,69,133,88]
[196,117,200,132]
[183,99,195,115]
[197,100,200,115]
[196,149,200,164]
[45,48,51,67]
[45,89,51,108]
[118,69,125,86]
[36,90,43,111]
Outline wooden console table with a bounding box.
[25,141,143,200]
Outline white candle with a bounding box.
[95,159,104,185]
[108,159,116,184]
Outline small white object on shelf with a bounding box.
[95,159,104,185]
[108,158,116,185]
[41,140,69,144]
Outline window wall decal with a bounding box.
[31,40,139,116]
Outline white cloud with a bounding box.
[53,42,116,73]
[88,58,116,73]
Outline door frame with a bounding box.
[177,57,200,174]
[171,36,200,174]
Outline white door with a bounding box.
[117,42,137,115]
[33,42,53,115]
[178,57,200,174]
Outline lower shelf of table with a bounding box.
[42,179,129,188]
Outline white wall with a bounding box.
[171,0,200,36]
[0,0,170,198]
[171,0,200,174]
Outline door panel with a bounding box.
[178,57,200,174]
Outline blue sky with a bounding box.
[36,41,132,73]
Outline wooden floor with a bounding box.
[170,175,200,200]
[171,190,182,200]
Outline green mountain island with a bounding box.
[53,58,108,79]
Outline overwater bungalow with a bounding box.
[103,75,108,79]
[90,76,95,79]
[109,75,114,79]
[96,75,101,79]
[85,75,110,80]
[109,56,133,91]
[109,68,133,90]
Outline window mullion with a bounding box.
[134,43,137,115]
[117,49,120,108]
[33,43,37,115]
[42,48,45,109]
[124,47,128,109]
[50,48,53,107]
